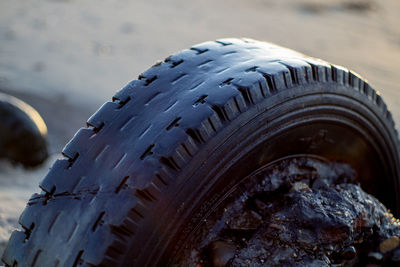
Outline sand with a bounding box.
[0,0,399,258]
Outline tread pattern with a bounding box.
[2,38,398,267]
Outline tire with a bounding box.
[2,38,400,267]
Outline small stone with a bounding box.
[391,248,400,262]
[341,246,357,260]
[312,177,330,190]
[254,199,268,211]
[325,244,334,251]
[379,236,400,253]
[209,241,236,267]
[291,182,311,192]
[368,252,383,261]
[228,210,262,231]
[268,223,281,230]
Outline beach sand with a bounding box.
[0,0,399,257]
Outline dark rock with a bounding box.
[342,246,357,259]
[0,92,48,167]
[209,241,236,267]
[227,210,262,231]
[176,157,400,266]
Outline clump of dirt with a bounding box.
[178,157,400,266]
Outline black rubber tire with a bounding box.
[2,38,400,267]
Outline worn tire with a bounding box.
[2,38,400,266]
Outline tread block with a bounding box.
[87,101,121,129]
[2,230,26,266]
[233,71,268,103]
[62,128,95,159]
[39,159,70,193]
[256,62,291,90]
[279,59,312,84]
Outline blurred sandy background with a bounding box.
[0,0,399,256]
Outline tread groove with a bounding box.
[119,116,135,131]
[164,100,178,111]
[112,153,127,169]
[155,174,168,186]
[263,74,277,92]
[72,250,84,267]
[221,78,233,85]
[190,47,209,54]
[212,105,229,122]
[145,92,161,105]
[136,189,156,202]
[193,95,208,106]
[64,152,79,168]
[139,125,151,139]
[304,67,310,82]
[130,207,144,220]
[110,225,135,240]
[181,144,193,158]
[287,66,298,84]
[258,81,266,97]
[23,223,35,243]
[140,144,155,160]
[198,60,213,67]
[144,75,157,86]
[95,146,109,161]
[171,73,188,84]
[208,118,217,132]
[186,128,205,144]
[43,186,56,205]
[92,211,106,232]
[47,212,61,234]
[87,122,104,134]
[238,87,253,105]
[190,81,205,91]
[245,66,258,72]
[215,40,233,46]
[160,156,180,171]
[115,96,131,109]
[166,117,182,131]
[115,176,130,193]
[331,65,337,82]
[310,64,319,81]
[31,250,42,267]
[223,50,237,56]
[233,97,242,113]
[170,59,183,68]
[66,222,78,242]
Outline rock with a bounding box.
[379,236,400,253]
[0,92,48,167]
[176,158,400,266]
[227,210,262,231]
[368,252,383,261]
[392,248,400,262]
[209,241,236,267]
[291,181,311,192]
[341,246,357,259]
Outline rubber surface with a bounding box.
[2,38,400,267]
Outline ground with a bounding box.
[0,0,399,257]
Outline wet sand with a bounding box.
[0,0,399,256]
